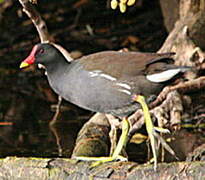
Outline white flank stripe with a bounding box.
[116,82,131,89]
[89,70,102,77]
[100,73,117,81]
[89,71,117,81]
[89,72,99,77]
[146,69,181,83]
[118,89,131,95]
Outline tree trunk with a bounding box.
[0,157,204,180]
[159,0,205,65]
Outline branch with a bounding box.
[0,157,204,180]
[18,0,50,42]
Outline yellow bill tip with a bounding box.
[20,62,29,68]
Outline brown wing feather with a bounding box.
[79,51,175,78]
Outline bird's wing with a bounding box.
[79,51,175,79]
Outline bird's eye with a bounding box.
[39,48,44,54]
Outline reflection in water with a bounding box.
[0,69,92,158]
[0,119,84,158]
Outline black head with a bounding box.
[20,43,60,68]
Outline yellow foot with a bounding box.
[91,155,127,167]
[74,118,130,168]
[133,95,177,171]
[74,155,127,168]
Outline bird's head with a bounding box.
[20,43,59,68]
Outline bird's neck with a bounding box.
[44,56,75,99]
[46,56,71,75]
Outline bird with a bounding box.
[20,42,190,169]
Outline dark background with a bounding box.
[0,0,167,158]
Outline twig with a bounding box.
[129,75,205,136]
[18,0,66,125]
[128,91,182,136]
[18,0,50,42]
[18,0,64,154]
[149,76,205,108]
[50,96,62,126]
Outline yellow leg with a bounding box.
[74,118,130,167]
[134,95,176,170]
[134,95,158,170]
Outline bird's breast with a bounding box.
[46,65,134,114]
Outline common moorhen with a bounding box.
[20,43,189,168]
